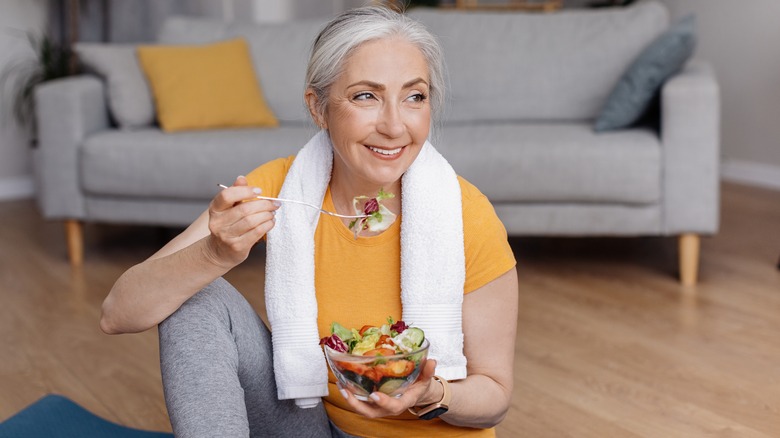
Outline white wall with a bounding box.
[251,0,349,22]
[657,0,780,189]
[0,0,47,200]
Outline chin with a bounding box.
[365,175,402,190]
[369,164,411,186]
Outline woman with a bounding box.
[101,6,517,438]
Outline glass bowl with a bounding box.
[324,339,429,401]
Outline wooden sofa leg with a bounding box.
[678,233,700,286]
[65,220,84,267]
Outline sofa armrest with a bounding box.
[661,59,721,234]
[33,75,109,219]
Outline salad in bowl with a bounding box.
[320,318,428,401]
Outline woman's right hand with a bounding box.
[204,175,280,269]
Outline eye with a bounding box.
[353,92,376,101]
[407,93,427,103]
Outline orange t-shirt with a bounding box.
[246,156,516,438]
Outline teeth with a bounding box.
[368,145,403,156]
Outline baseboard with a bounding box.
[721,160,780,191]
[0,175,35,201]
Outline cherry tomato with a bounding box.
[336,361,368,375]
[358,325,376,336]
[364,367,382,382]
[376,360,415,378]
[363,348,396,357]
[375,335,394,348]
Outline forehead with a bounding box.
[339,37,429,83]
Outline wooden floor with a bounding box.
[1,182,779,437]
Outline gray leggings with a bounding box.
[158,278,356,438]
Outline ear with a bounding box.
[304,88,327,129]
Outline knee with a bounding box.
[159,278,240,334]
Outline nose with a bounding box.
[376,101,405,139]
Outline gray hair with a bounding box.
[305,6,446,125]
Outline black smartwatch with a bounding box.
[408,376,451,420]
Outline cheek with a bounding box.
[329,104,374,134]
[408,108,431,139]
[328,110,370,157]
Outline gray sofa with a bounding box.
[34,1,719,284]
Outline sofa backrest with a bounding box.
[158,1,668,125]
[158,17,326,124]
[409,1,669,123]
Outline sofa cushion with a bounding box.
[158,17,325,124]
[137,38,279,132]
[80,127,316,199]
[74,43,155,129]
[594,14,697,132]
[437,123,661,204]
[409,1,668,122]
[82,123,660,205]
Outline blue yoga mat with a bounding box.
[0,394,173,438]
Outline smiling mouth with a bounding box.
[366,145,404,156]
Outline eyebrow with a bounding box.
[347,77,429,90]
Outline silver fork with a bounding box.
[218,184,369,219]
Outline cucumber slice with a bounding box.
[378,378,407,396]
[405,327,425,349]
[341,370,375,395]
[392,327,427,353]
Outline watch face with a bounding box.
[420,407,448,420]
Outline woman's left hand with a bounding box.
[338,359,441,418]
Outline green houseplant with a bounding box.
[1,32,73,145]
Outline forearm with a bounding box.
[441,269,518,429]
[100,180,277,335]
[100,237,228,334]
[441,373,512,429]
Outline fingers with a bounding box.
[339,385,418,419]
[205,176,280,268]
[338,359,439,419]
[217,209,276,240]
[205,207,276,269]
[416,358,436,382]
[211,175,280,225]
[210,201,278,241]
[212,184,263,211]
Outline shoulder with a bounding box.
[457,175,498,228]
[245,156,295,198]
[246,155,295,181]
[457,175,517,293]
[457,175,486,205]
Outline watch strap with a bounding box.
[408,375,451,420]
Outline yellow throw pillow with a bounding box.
[137,38,278,132]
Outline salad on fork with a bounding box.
[217,184,397,238]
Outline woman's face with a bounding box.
[312,37,431,189]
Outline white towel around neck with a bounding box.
[264,130,466,408]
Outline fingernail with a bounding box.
[273,201,281,207]
[340,389,349,399]
[252,188,262,194]
[369,393,380,402]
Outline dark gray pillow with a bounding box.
[594,14,696,132]
[75,43,155,129]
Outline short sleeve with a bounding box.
[459,176,517,293]
[244,155,295,198]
